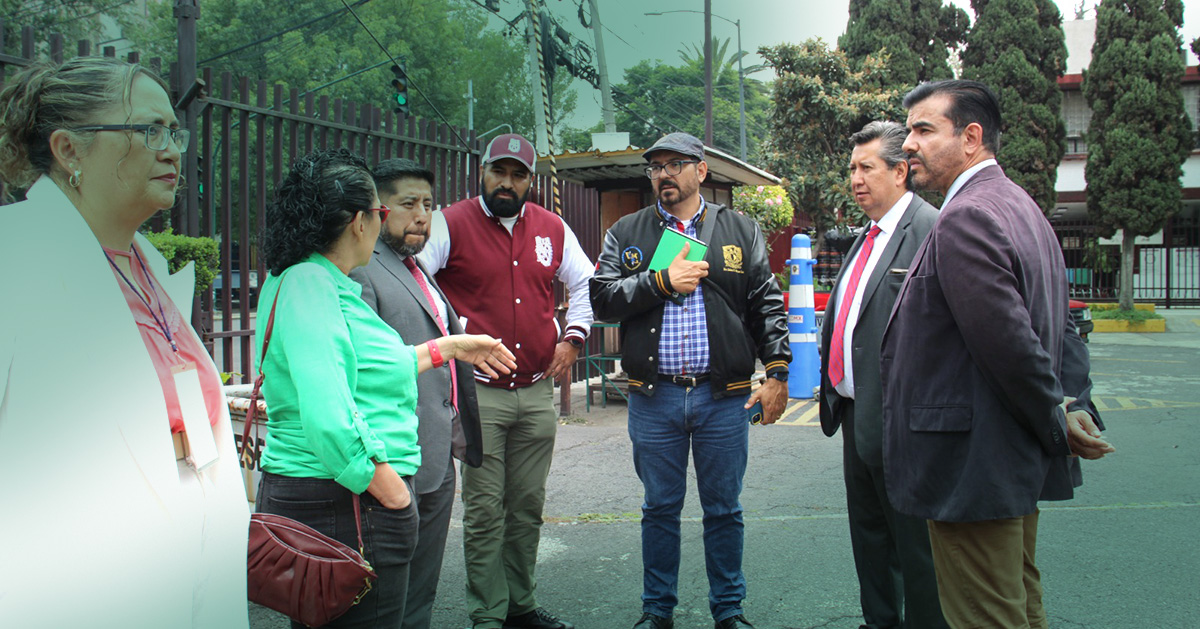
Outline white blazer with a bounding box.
[0,177,250,628]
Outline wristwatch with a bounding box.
[565,337,584,349]
[767,371,789,382]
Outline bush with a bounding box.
[733,185,794,241]
[142,228,220,296]
[1091,308,1164,322]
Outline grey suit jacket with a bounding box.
[819,193,939,467]
[880,165,1073,522]
[351,240,482,495]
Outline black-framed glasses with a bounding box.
[365,205,391,222]
[70,123,190,152]
[644,159,699,180]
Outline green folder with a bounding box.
[648,228,708,271]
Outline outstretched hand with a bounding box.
[450,334,517,379]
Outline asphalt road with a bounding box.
[250,310,1200,629]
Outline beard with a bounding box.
[485,186,528,218]
[655,180,689,207]
[381,228,427,257]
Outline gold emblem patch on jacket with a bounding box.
[723,245,743,273]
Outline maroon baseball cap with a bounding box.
[482,133,536,172]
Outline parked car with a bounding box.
[1070,299,1093,342]
[212,269,259,309]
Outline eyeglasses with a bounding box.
[365,205,391,222]
[644,159,699,180]
[70,123,190,152]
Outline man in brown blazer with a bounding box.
[880,80,1114,628]
[818,121,945,629]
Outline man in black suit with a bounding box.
[818,121,944,629]
[351,159,482,629]
[881,80,1114,628]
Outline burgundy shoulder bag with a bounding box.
[241,279,378,627]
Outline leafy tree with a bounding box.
[962,0,1067,215]
[1083,0,1192,310]
[759,39,904,252]
[0,0,118,55]
[838,0,969,87]
[608,37,772,157]
[121,0,576,140]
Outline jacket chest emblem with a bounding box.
[722,245,743,273]
[622,246,643,270]
[535,236,554,267]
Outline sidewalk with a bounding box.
[1088,307,1200,349]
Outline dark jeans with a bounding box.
[628,381,749,622]
[257,471,419,629]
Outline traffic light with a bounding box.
[390,63,410,115]
[484,0,499,11]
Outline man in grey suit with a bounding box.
[881,80,1114,628]
[818,121,945,629]
[351,159,483,629]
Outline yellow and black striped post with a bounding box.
[528,2,561,217]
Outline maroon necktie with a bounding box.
[829,226,882,388]
[403,256,457,412]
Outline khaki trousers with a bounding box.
[462,379,558,629]
[927,511,1046,629]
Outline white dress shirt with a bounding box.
[833,191,912,399]
[941,158,998,209]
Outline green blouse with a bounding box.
[256,252,419,493]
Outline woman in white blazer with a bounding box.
[0,58,249,627]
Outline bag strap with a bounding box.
[239,275,368,554]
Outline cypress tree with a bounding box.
[838,0,969,87]
[961,0,1068,215]
[1083,0,1192,310]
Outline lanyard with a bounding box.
[106,246,179,353]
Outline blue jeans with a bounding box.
[628,381,749,621]
[257,471,419,629]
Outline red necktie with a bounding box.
[403,256,457,413]
[829,226,882,388]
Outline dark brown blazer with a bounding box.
[880,164,1073,522]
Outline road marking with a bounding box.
[1092,396,1200,412]
[1192,318,1200,328]
[776,399,819,426]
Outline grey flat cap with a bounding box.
[642,132,705,161]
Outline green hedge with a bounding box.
[1091,308,1164,322]
[142,229,220,295]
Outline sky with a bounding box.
[482,0,1200,132]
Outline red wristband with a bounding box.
[426,340,445,368]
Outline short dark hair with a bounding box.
[851,120,911,190]
[262,148,375,275]
[373,158,434,197]
[903,80,1002,154]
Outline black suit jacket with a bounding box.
[880,164,1073,522]
[351,240,483,495]
[819,193,939,467]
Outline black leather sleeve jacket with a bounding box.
[589,202,791,399]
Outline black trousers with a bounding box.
[841,399,948,629]
[257,471,419,629]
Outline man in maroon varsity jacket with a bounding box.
[418,133,592,629]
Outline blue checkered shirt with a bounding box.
[657,202,710,375]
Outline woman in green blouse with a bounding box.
[255,148,515,629]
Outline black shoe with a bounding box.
[633,612,674,628]
[503,607,575,629]
[714,614,754,629]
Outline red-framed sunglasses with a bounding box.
[365,205,391,222]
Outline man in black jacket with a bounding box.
[590,132,790,629]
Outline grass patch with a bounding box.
[1092,308,1164,322]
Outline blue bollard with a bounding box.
[787,234,820,399]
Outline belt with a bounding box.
[659,373,710,387]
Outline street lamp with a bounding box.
[645,9,747,160]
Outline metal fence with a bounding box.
[1054,216,1200,307]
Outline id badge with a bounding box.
[172,362,219,470]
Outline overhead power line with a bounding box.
[199,1,370,66]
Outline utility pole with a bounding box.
[525,3,549,154]
[175,0,200,238]
[703,0,713,146]
[465,79,475,132]
[589,0,616,133]
[734,19,746,160]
